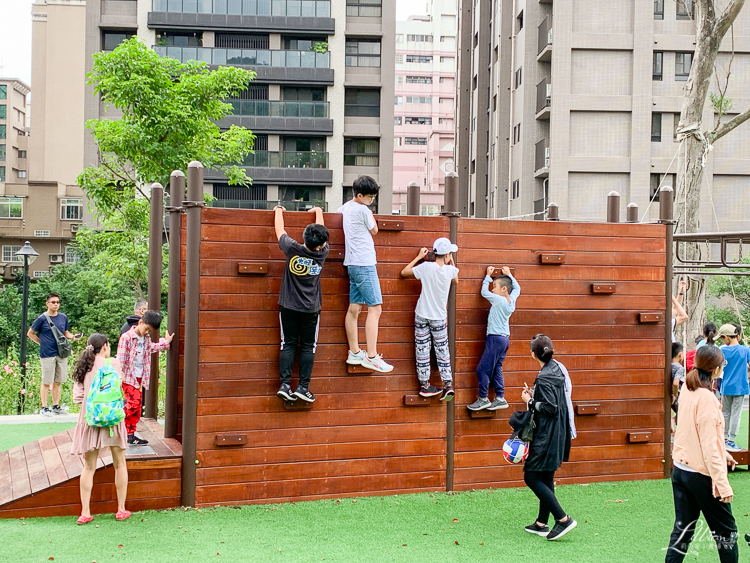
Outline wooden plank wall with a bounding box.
[180,208,667,507]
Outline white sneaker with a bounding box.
[361,354,394,373]
[346,350,367,365]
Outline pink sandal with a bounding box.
[77,515,94,525]
[115,510,131,521]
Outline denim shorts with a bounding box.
[347,265,383,307]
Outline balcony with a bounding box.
[206,150,332,185]
[534,139,550,178]
[149,0,334,33]
[101,0,137,26]
[210,199,327,211]
[154,45,334,83]
[537,15,552,62]
[220,100,333,134]
[535,77,551,119]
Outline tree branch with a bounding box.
[715,0,746,37]
[709,105,750,142]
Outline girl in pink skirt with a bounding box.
[70,333,129,524]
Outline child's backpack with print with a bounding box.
[85,358,125,436]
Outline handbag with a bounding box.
[508,409,536,442]
[43,312,72,359]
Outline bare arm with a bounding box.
[309,206,324,226]
[274,206,287,240]
[401,248,429,277]
[27,328,40,345]
[368,209,378,235]
[672,296,688,326]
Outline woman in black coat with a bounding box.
[521,334,576,541]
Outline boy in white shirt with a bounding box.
[338,176,393,373]
[401,238,459,400]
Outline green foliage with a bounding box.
[0,350,75,415]
[0,286,22,353]
[706,257,750,330]
[313,41,329,53]
[709,92,734,117]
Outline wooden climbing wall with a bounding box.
[178,209,666,507]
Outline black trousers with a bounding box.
[279,306,320,388]
[524,470,566,524]
[665,467,738,563]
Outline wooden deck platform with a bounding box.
[0,419,182,518]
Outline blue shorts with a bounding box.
[347,265,383,307]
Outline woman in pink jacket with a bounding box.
[666,345,738,562]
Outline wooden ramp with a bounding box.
[0,419,182,519]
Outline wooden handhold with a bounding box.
[283,399,314,411]
[639,312,663,323]
[377,220,405,231]
[591,283,616,294]
[539,253,565,265]
[347,364,375,375]
[238,262,268,275]
[627,432,651,443]
[214,434,247,447]
[403,395,440,406]
[467,408,496,419]
[575,404,600,415]
[729,450,749,466]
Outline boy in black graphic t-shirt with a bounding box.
[274,205,330,403]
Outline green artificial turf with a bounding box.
[0,423,76,452]
[3,473,750,563]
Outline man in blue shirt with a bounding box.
[468,266,521,411]
[28,293,79,416]
[716,323,750,452]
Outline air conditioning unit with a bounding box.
[10,266,22,276]
[544,147,551,168]
[49,253,64,264]
[70,223,83,233]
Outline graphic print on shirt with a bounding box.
[289,256,322,276]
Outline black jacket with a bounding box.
[121,314,141,336]
[524,360,571,472]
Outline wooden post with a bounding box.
[443,171,460,493]
[547,202,559,221]
[626,202,639,223]
[181,161,203,507]
[607,191,620,223]
[407,182,420,215]
[659,185,674,479]
[145,183,164,420]
[164,170,184,439]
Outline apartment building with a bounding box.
[392,0,457,215]
[0,79,30,185]
[83,0,396,214]
[456,0,750,230]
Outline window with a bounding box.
[394,96,403,105]
[60,199,84,221]
[33,271,49,278]
[654,0,664,19]
[404,137,427,145]
[0,197,22,218]
[439,56,454,63]
[512,180,520,199]
[102,31,135,51]
[473,33,478,48]
[0,167,5,182]
[406,96,431,104]
[439,97,452,104]
[514,67,522,89]
[653,52,663,80]
[650,173,676,201]
[34,230,50,237]
[516,11,524,31]
[0,85,6,99]
[283,37,326,51]
[512,124,521,144]
[673,114,681,141]
[407,35,433,42]
[472,75,477,90]
[394,116,402,125]
[406,55,432,63]
[345,88,380,117]
[676,0,693,19]
[676,53,692,80]
[344,138,379,166]
[405,117,432,125]
[346,0,382,17]
[282,87,324,102]
[651,113,662,142]
[17,170,26,179]
[0,145,4,162]
[395,54,404,64]
[0,105,6,119]
[470,160,475,174]
[396,34,404,43]
[163,32,204,47]
[65,246,81,264]
[2,245,21,262]
[438,118,452,125]
[0,125,5,139]
[406,76,432,84]
[493,95,497,112]
[346,39,381,67]
[17,150,26,159]
[395,76,403,84]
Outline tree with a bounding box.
[675,0,749,341]
[706,258,750,331]
[77,38,256,295]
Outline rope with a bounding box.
[640,138,684,222]
[498,210,547,220]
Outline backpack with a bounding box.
[85,358,125,437]
[43,312,72,359]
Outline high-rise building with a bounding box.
[0,79,30,185]
[392,0,457,215]
[83,0,397,214]
[456,0,750,230]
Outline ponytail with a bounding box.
[72,333,108,384]
[685,368,712,392]
[685,345,724,392]
[703,322,717,346]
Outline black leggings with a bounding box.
[524,470,566,524]
[279,307,320,388]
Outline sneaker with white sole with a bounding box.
[346,350,367,365]
[419,383,442,398]
[467,397,491,411]
[524,522,550,537]
[40,407,52,417]
[487,397,509,411]
[360,354,394,373]
[441,383,455,402]
[277,383,296,401]
[294,387,315,403]
[546,518,577,541]
[726,441,742,452]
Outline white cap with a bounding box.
[433,237,458,255]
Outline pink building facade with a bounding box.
[392,2,457,215]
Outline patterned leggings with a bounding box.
[415,314,452,383]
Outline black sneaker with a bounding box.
[546,517,577,541]
[419,383,442,398]
[40,407,52,417]
[524,522,550,537]
[440,383,455,402]
[277,383,296,401]
[467,397,491,411]
[487,397,509,411]
[294,387,315,403]
[127,434,149,445]
[51,405,66,415]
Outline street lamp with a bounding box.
[15,241,38,414]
